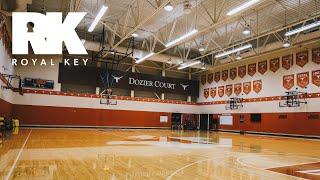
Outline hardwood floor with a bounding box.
[0,128,320,180]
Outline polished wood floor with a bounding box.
[0,128,320,180]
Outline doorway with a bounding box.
[171,113,182,130]
[200,114,209,130]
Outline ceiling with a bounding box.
[26,0,320,73]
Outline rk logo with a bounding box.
[12,12,87,55]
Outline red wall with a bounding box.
[13,105,171,128]
[0,98,12,118]
[218,113,320,136]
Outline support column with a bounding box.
[161,63,165,100]
[131,61,135,98]
[187,68,192,102]
[96,61,102,94]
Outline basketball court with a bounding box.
[1,0,320,179]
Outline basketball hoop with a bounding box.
[100,89,117,105]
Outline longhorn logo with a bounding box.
[112,75,123,83]
[180,84,189,90]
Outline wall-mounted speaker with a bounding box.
[1,0,16,12]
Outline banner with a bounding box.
[253,80,262,93]
[270,58,280,72]
[238,65,246,78]
[204,88,209,99]
[218,86,224,97]
[248,63,256,76]
[282,54,293,70]
[58,64,199,96]
[210,87,216,98]
[201,74,206,85]
[312,70,320,87]
[258,60,267,75]
[207,73,213,84]
[312,48,320,64]
[296,51,308,67]
[225,84,233,97]
[297,72,309,88]
[222,70,228,81]
[234,83,242,96]
[214,72,220,82]
[230,68,237,80]
[283,74,294,90]
[243,82,251,95]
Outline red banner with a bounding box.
[222,70,228,81]
[282,54,293,70]
[218,86,224,97]
[312,70,320,87]
[230,68,237,80]
[201,75,206,85]
[258,60,268,75]
[204,88,209,99]
[238,65,246,78]
[253,80,262,93]
[214,72,220,82]
[283,74,294,90]
[296,51,308,67]
[207,73,213,84]
[297,72,309,88]
[270,58,280,72]
[225,85,233,97]
[243,82,251,95]
[312,48,320,64]
[210,87,216,98]
[248,63,257,77]
[234,83,242,96]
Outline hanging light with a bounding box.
[199,47,205,52]
[167,59,172,64]
[164,2,174,12]
[201,62,206,70]
[235,51,242,60]
[88,5,108,32]
[242,25,251,35]
[283,37,291,48]
[132,33,139,37]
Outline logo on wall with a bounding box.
[248,63,256,77]
[296,51,308,67]
[312,70,320,87]
[243,82,251,95]
[222,70,228,81]
[282,54,293,70]
[230,68,237,80]
[312,48,320,64]
[210,87,216,98]
[201,75,207,85]
[258,60,268,75]
[225,85,233,97]
[214,72,220,82]
[270,58,280,72]
[234,83,242,96]
[180,84,189,90]
[283,74,294,90]
[207,73,213,84]
[218,86,224,97]
[12,12,87,55]
[238,65,246,78]
[204,88,210,99]
[253,80,262,93]
[297,72,309,88]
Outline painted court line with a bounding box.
[4,129,32,180]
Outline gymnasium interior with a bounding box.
[1,0,320,179]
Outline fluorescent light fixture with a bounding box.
[283,41,291,48]
[165,29,198,47]
[227,0,260,16]
[88,5,108,32]
[215,44,252,58]
[242,27,251,35]
[164,2,174,12]
[285,21,320,36]
[132,33,139,37]
[135,52,154,64]
[178,60,201,70]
